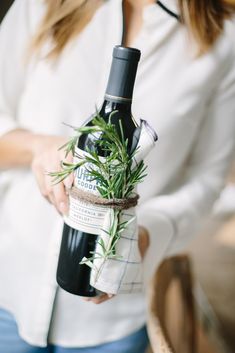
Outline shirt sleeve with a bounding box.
[138,48,235,286]
[0,0,42,137]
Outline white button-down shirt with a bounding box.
[0,0,235,348]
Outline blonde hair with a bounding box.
[178,0,235,53]
[32,0,102,57]
[33,0,235,57]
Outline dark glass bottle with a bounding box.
[56,46,141,296]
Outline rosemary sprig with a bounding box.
[49,113,146,197]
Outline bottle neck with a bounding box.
[105,55,139,104]
[98,98,138,154]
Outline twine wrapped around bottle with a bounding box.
[69,187,139,210]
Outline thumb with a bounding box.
[138,226,150,259]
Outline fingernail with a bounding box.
[59,202,67,214]
[108,294,114,298]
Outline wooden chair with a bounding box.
[147,255,196,353]
[147,253,234,353]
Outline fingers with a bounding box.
[31,137,74,214]
[32,158,52,203]
[51,150,73,213]
[83,293,115,304]
[63,151,74,190]
[138,226,150,259]
[50,181,69,214]
[32,157,69,215]
[63,173,74,190]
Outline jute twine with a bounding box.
[69,187,139,210]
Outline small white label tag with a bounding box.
[64,147,107,234]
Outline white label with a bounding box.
[64,147,107,234]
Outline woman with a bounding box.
[0,0,235,352]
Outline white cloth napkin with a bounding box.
[90,207,142,294]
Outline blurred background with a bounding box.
[1,3,235,353]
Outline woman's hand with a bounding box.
[84,225,150,304]
[31,135,73,215]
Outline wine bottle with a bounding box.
[56,46,141,297]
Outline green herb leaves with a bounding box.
[49,112,148,269]
[49,113,147,200]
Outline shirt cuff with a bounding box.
[137,204,175,288]
[0,114,19,137]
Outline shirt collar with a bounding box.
[157,0,179,15]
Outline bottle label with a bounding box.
[64,147,107,234]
